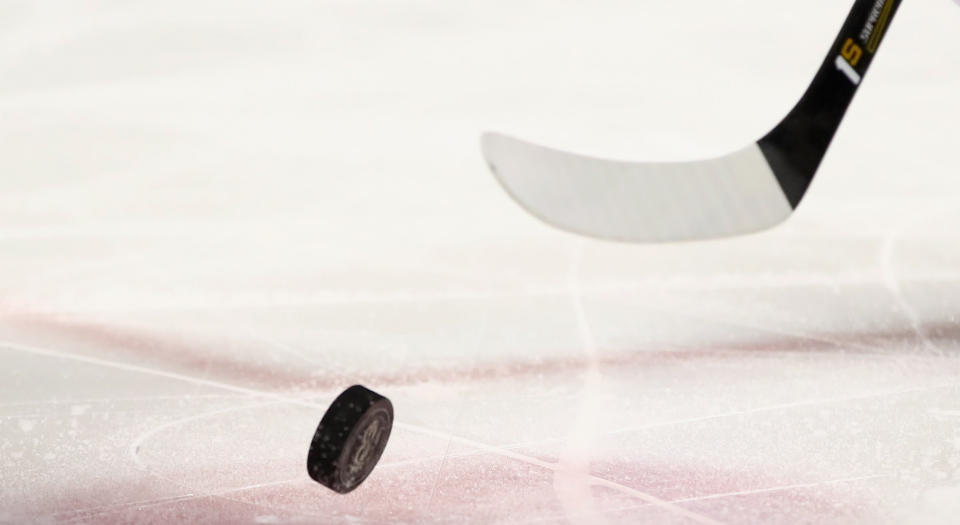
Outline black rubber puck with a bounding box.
[306,385,394,494]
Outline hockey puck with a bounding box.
[306,385,393,494]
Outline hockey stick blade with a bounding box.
[481,0,902,242]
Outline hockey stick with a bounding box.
[481,0,902,242]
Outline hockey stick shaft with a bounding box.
[759,0,903,207]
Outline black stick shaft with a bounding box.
[759,0,903,207]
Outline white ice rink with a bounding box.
[1,1,959,523]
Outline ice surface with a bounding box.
[1,1,959,523]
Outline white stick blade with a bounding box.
[481,133,793,242]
